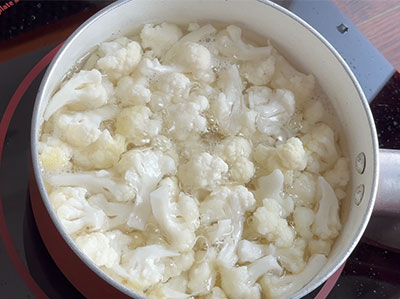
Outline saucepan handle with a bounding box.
[373,149,400,217]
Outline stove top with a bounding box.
[1,1,400,298]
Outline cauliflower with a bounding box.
[88,194,132,229]
[77,230,132,270]
[276,137,307,171]
[163,95,209,141]
[293,206,315,240]
[115,76,151,106]
[311,177,341,240]
[240,56,275,85]
[53,104,119,147]
[171,41,214,81]
[49,187,108,234]
[215,25,272,61]
[200,185,256,267]
[164,250,195,280]
[140,22,183,57]
[44,69,108,121]
[275,238,307,274]
[308,239,333,256]
[97,38,142,82]
[237,240,272,263]
[211,65,257,136]
[271,53,315,105]
[220,255,282,299]
[156,72,191,101]
[178,153,228,191]
[148,276,192,299]
[260,254,327,298]
[246,86,295,137]
[75,231,124,268]
[188,249,218,295]
[38,135,72,173]
[115,105,161,146]
[150,177,200,251]
[254,169,294,218]
[138,57,183,79]
[250,198,295,248]
[164,24,217,62]
[287,171,317,207]
[116,149,176,230]
[215,136,255,184]
[302,123,338,172]
[47,170,135,202]
[324,157,350,189]
[120,245,179,291]
[73,130,125,170]
[200,186,253,221]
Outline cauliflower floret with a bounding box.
[171,41,214,81]
[237,240,272,263]
[120,245,179,291]
[140,22,183,57]
[73,130,125,170]
[287,171,317,207]
[215,25,272,61]
[293,206,315,240]
[163,250,195,281]
[76,232,122,268]
[311,177,341,240]
[52,105,119,147]
[164,96,208,141]
[150,177,200,251]
[44,70,108,121]
[211,65,257,136]
[47,170,135,202]
[97,38,142,82]
[220,256,282,299]
[178,153,228,191]
[156,72,191,101]
[188,249,218,295]
[271,53,315,105]
[246,86,295,137]
[250,198,295,248]
[215,136,255,184]
[49,187,108,234]
[308,239,333,256]
[260,254,327,298]
[324,157,350,189]
[88,194,132,229]
[148,275,192,299]
[164,24,217,62]
[254,169,294,218]
[115,105,161,146]
[302,123,338,172]
[38,136,72,173]
[115,76,151,106]
[116,149,176,230]
[275,238,307,274]
[201,185,256,267]
[240,56,275,85]
[276,137,307,171]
